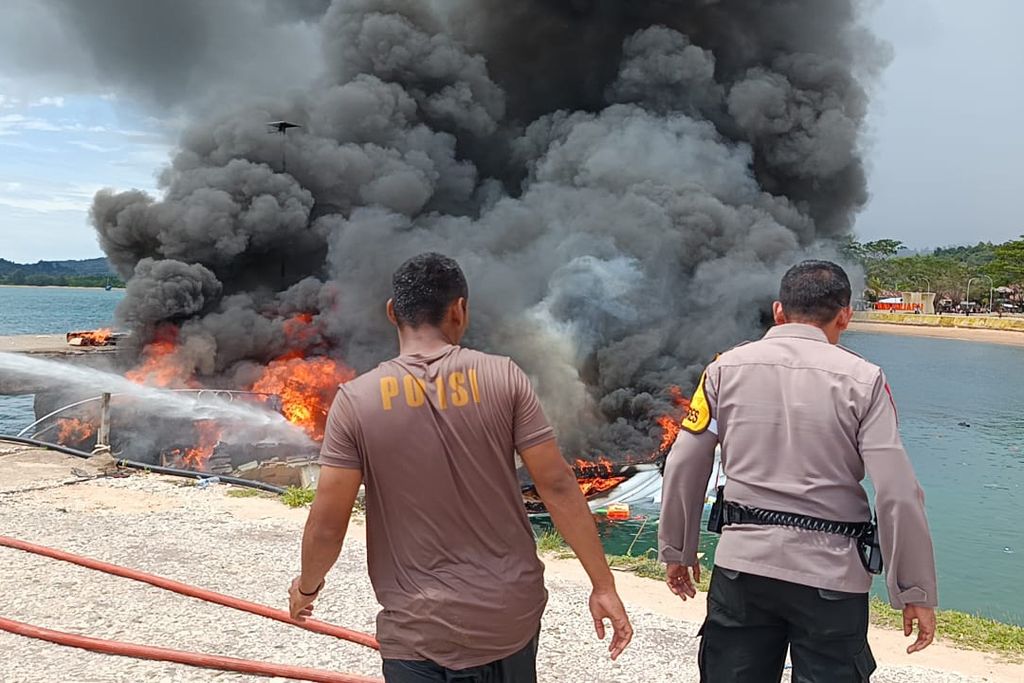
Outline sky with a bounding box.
[0,95,170,262]
[0,0,1021,263]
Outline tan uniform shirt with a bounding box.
[658,323,938,608]
[320,345,554,668]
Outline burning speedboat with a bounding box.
[523,447,724,516]
[23,387,317,470]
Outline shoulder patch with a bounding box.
[681,367,713,434]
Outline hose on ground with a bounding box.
[0,535,379,649]
[0,616,380,683]
[0,434,288,494]
[0,535,381,682]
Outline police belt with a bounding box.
[720,502,874,539]
[708,487,883,574]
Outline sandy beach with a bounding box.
[1,445,1019,683]
[849,321,1024,347]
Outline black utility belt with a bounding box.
[706,486,883,575]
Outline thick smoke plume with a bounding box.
[89,0,881,459]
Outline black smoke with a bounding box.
[85,0,883,459]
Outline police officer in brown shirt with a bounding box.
[659,260,938,682]
[288,253,632,682]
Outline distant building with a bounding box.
[873,291,935,314]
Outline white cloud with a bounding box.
[0,95,19,110]
[68,140,121,153]
[0,114,139,137]
[30,96,66,108]
[0,181,103,214]
[0,113,62,135]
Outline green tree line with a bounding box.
[0,273,124,288]
[841,236,1024,305]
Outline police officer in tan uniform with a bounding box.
[659,260,937,682]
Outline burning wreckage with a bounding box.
[31,322,711,511]
[31,320,698,503]
[21,315,352,486]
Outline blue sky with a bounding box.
[0,94,171,262]
[854,0,1024,251]
[1,0,1022,263]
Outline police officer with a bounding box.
[659,260,937,682]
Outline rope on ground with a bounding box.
[0,534,381,682]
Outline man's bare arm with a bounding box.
[521,439,633,659]
[521,439,613,590]
[289,466,362,619]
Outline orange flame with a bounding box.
[657,386,691,452]
[657,414,681,452]
[56,417,95,445]
[574,457,616,476]
[126,326,196,388]
[573,457,623,497]
[68,328,114,346]
[578,476,627,497]
[165,420,222,470]
[251,355,355,440]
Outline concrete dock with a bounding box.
[0,334,117,356]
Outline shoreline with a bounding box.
[0,284,123,291]
[848,320,1024,347]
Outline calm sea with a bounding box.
[0,286,1021,623]
[0,286,124,435]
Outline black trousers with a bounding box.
[382,635,539,683]
[700,567,877,683]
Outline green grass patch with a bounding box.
[870,597,1024,658]
[225,488,278,499]
[535,530,574,558]
[535,531,711,590]
[607,553,667,581]
[281,486,316,508]
[536,529,565,552]
[606,552,712,591]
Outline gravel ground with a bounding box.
[0,464,992,683]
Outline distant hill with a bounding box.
[0,257,121,287]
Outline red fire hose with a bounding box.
[0,535,382,682]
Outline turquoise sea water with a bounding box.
[0,286,1021,623]
[0,286,123,437]
[0,285,124,335]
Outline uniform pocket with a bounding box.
[707,567,746,624]
[817,588,864,601]
[854,644,877,681]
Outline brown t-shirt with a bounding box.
[319,345,554,669]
